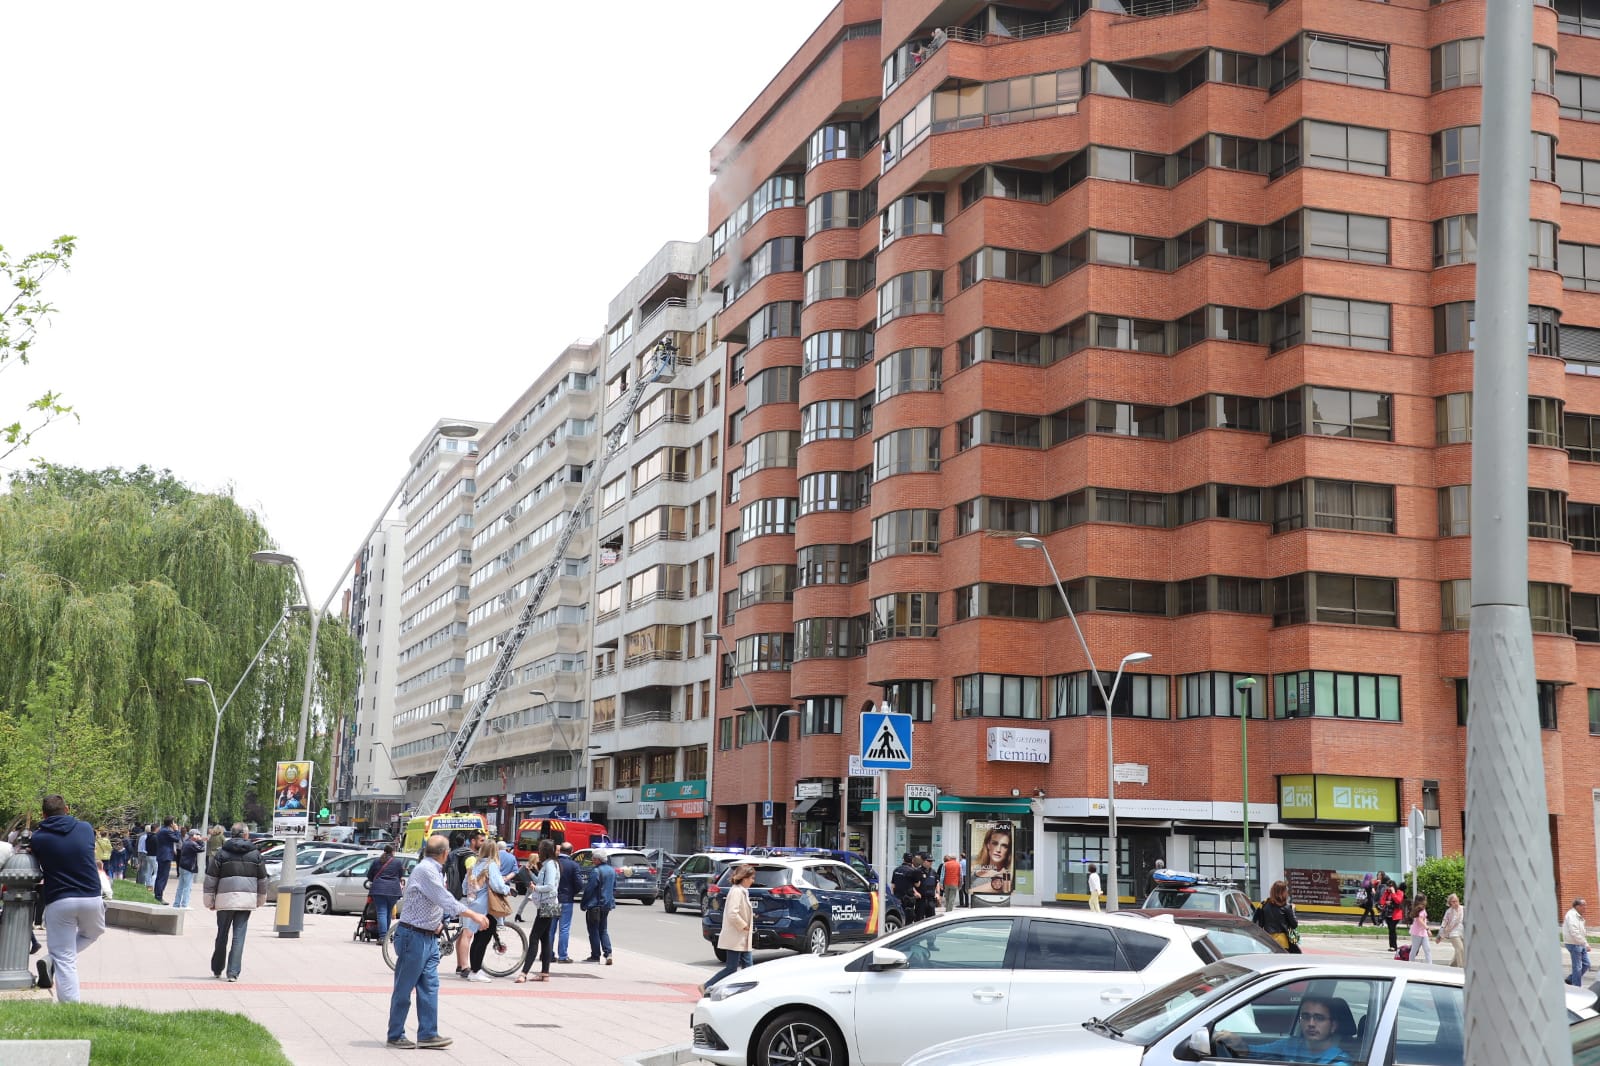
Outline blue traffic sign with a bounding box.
[860,711,913,770]
[762,800,774,820]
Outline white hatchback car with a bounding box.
[691,908,1230,1066]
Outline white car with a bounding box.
[901,955,1600,1066]
[691,907,1232,1066]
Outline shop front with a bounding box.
[862,794,1037,902]
[629,780,707,853]
[793,778,841,849]
[1275,774,1403,915]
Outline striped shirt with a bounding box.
[396,856,464,932]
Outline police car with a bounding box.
[663,850,749,915]
[746,846,880,885]
[701,856,904,959]
[572,846,659,904]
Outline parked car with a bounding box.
[302,852,420,915]
[1117,909,1286,958]
[571,847,658,904]
[900,955,1600,1066]
[692,907,1221,1066]
[266,849,378,902]
[700,857,904,963]
[260,842,367,878]
[1142,881,1255,919]
[663,851,747,914]
[637,847,685,896]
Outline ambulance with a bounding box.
[401,812,490,855]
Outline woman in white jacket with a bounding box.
[702,864,757,996]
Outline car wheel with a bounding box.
[638,896,653,906]
[664,897,677,914]
[304,889,332,915]
[713,947,728,963]
[882,910,903,933]
[755,1009,846,1066]
[804,920,831,956]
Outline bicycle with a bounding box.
[382,914,528,978]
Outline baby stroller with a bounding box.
[354,892,382,943]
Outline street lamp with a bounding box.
[183,604,307,832]
[1015,535,1150,911]
[1234,676,1258,898]
[707,632,795,847]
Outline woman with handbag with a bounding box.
[365,845,405,941]
[702,864,757,995]
[1253,880,1300,952]
[517,840,561,984]
[1380,879,1406,952]
[1407,892,1434,964]
[460,837,510,983]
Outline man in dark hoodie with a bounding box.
[204,823,268,981]
[152,816,182,903]
[32,794,106,1002]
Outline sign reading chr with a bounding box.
[1278,774,1400,824]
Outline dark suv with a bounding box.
[701,857,904,959]
[664,851,746,914]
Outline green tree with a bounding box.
[1,236,78,463]
[1415,853,1466,908]
[0,659,135,825]
[0,464,359,824]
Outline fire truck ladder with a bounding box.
[414,336,680,817]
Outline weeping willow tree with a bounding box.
[0,464,360,825]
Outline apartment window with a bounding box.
[1173,307,1262,350]
[1173,576,1266,615]
[1578,593,1600,643]
[956,496,1042,535]
[1558,70,1600,121]
[1531,397,1566,447]
[1049,671,1170,719]
[1572,501,1600,552]
[1312,210,1390,263]
[1439,486,1470,537]
[882,679,935,722]
[1560,0,1600,37]
[732,633,794,675]
[746,366,800,410]
[803,329,874,374]
[1530,582,1572,634]
[800,400,860,443]
[1057,313,1170,356]
[874,427,941,477]
[880,193,945,248]
[1177,672,1266,719]
[1268,386,1393,442]
[1569,412,1600,462]
[960,165,1048,206]
[799,696,844,735]
[1269,120,1388,177]
[807,190,863,236]
[1432,126,1480,178]
[1086,145,1169,185]
[796,541,871,586]
[1559,156,1600,206]
[870,592,939,639]
[957,412,1045,450]
[808,120,871,168]
[1590,690,1600,735]
[629,568,682,612]
[1270,572,1398,627]
[742,431,801,474]
[1174,221,1261,268]
[1563,242,1600,292]
[739,497,799,541]
[1084,578,1169,615]
[805,257,875,305]
[737,564,797,608]
[1174,394,1263,436]
[1171,485,1264,525]
[1434,302,1561,357]
[730,300,802,346]
[878,271,943,324]
[1062,399,1170,440]
[877,347,941,399]
[958,328,1046,368]
[1431,39,1482,91]
[1084,231,1168,271]
[1271,479,1395,533]
[798,469,870,515]
[1304,34,1389,89]
[956,673,1042,719]
[872,509,939,560]
[1273,670,1402,720]
[1440,578,1472,631]
[795,617,868,660]
[1456,679,1558,730]
[958,247,1046,289]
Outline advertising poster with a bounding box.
[970,819,1015,896]
[273,760,313,836]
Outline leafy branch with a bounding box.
[1,235,79,462]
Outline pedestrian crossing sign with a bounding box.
[860,711,913,770]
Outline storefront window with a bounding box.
[1281,828,1401,908]
[1055,833,1119,900]
[1190,835,1259,900]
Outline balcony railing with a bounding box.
[622,705,677,726]
[624,649,685,668]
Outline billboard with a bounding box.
[273,760,314,836]
[969,819,1015,897]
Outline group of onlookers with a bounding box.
[102,820,223,906]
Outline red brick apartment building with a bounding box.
[704,0,1600,911]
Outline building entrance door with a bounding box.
[1123,829,1169,903]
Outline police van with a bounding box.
[701,856,904,960]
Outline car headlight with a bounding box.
[707,980,758,1002]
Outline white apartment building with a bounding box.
[453,345,600,840]
[389,421,486,812]
[589,240,720,853]
[337,517,408,829]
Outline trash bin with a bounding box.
[0,849,44,991]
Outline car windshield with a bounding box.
[1104,961,1257,1044]
[1148,888,1226,910]
[1186,922,1282,958]
[606,853,648,868]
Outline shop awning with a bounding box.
[791,798,821,818]
[862,797,1033,815]
[1265,822,1372,840]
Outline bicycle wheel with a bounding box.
[381,924,401,971]
[481,920,528,977]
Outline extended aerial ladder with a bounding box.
[414,336,679,817]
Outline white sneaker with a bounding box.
[468,971,493,983]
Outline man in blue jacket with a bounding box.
[554,843,582,963]
[152,817,182,903]
[32,795,106,1002]
[580,857,616,964]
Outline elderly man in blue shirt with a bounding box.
[387,834,487,1051]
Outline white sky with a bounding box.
[4,1,834,597]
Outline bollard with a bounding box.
[0,850,44,990]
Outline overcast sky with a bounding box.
[4,1,833,598]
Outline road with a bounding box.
[604,896,810,971]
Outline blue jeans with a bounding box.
[372,894,400,940]
[558,902,574,958]
[1569,943,1591,986]
[141,857,156,887]
[706,949,752,989]
[586,906,612,959]
[388,924,441,1042]
[211,910,251,979]
[174,868,196,908]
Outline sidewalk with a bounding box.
[71,908,698,1065]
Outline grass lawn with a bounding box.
[0,1003,291,1065]
[109,879,158,904]
[1300,923,1389,936]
